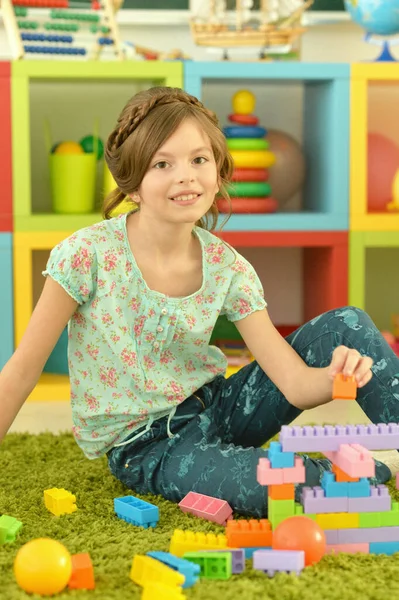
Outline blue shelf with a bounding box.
[0,233,13,369]
[184,62,350,232]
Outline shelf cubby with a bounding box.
[0,233,13,369]
[0,62,12,232]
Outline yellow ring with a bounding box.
[230,150,275,169]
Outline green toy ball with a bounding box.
[79,134,104,160]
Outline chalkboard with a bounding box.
[113,0,345,12]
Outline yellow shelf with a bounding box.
[27,374,70,402]
[351,213,399,231]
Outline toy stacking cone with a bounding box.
[219,89,277,214]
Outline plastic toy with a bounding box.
[332,373,357,400]
[114,495,159,528]
[0,515,23,544]
[53,141,84,155]
[226,519,273,548]
[14,538,72,595]
[266,129,306,207]
[367,132,399,212]
[80,134,104,159]
[141,581,186,600]
[323,443,375,478]
[272,516,326,566]
[252,549,305,577]
[130,554,184,588]
[43,487,78,516]
[169,529,227,557]
[232,89,255,114]
[147,551,200,588]
[68,552,95,590]
[183,551,232,580]
[202,548,245,574]
[178,491,233,526]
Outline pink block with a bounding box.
[396,472,399,490]
[257,458,284,485]
[282,457,306,484]
[178,492,233,525]
[324,443,375,478]
[326,543,369,554]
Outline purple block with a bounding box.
[205,548,245,574]
[347,485,391,513]
[338,527,399,544]
[253,549,305,577]
[324,530,339,544]
[301,487,348,514]
[280,423,399,453]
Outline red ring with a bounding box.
[218,197,278,214]
[228,113,259,126]
[232,168,269,182]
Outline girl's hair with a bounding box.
[103,86,234,230]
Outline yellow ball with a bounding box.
[232,89,256,115]
[54,141,84,155]
[14,538,72,595]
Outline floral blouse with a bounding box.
[43,213,267,459]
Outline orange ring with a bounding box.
[228,113,259,126]
[218,197,278,214]
[232,168,269,182]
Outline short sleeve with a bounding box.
[220,255,267,322]
[42,231,97,304]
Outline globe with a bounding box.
[344,0,399,37]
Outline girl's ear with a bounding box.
[130,192,141,203]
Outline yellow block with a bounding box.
[43,488,77,517]
[142,581,186,600]
[170,529,227,558]
[316,512,359,530]
[230,149,275,169]
[130,555,184,588]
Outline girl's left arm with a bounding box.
[234,308,373,410]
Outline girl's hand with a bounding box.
[328,345,373,388]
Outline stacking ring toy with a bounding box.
[228,113,259,126]
[227,181,271,197]
[230,150,275,169]
[232,168,269,182]
[223,126,267,139]
[227,138,269,151]
[218,197,278,214]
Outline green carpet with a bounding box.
[2,432,399,600]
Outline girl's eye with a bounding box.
[193,156,208,164]
[154,161,169,169]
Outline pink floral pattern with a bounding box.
[43,214,266,459]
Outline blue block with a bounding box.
[244,547,271,559]
[114,495,159,528]
[321,472,348,497]
[347,478,371,498]
[369,541,399,556]
[147,551,200,588]
[0,234,13,370]
[268,441,295,468]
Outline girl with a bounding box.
[1,86,399,518]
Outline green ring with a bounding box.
[226,182,271,197]
[227,138,269,151]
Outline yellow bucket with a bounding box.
[50,153,97,214]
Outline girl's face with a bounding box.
[136,118,219,225]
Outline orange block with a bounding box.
[268,483,295,500]
[226,519,273,548]
[68,553,95,590]
[332,373,357,400]
[332,464,359,483]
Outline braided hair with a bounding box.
[103,87,234,230]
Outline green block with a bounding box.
[295,504,304,516]
[0,515,23,544]
[268,498,295,515]
[270,513,288,530]
[359,512,381,528]
[183,552,232,580]
[380,505,399,527]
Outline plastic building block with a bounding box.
[147,551,200,588]
[326,543,369,554]
[280,423,399,453]
[347,478,372,498]
[268,441,295,468]
[282,457,306,483]
[253,549,305,577]
[68,553,95,590]
[332,373,357,400]
[268,498,296,529]
[43,488,77,517]
[321,472,349,497]
[130,555,184,588]
[257,458,284,485]
[315,512,359,530]
[170,529,227,557]
[347,485,391,513]
[141,581,186,600]
[204,548,245,573]
[301,487,348,514]
[183,551,232,580]
[324,529,339,544]
[243,546,271,559]
[269,483,295,500]
[226,519,273,548]
[178,492,232,525]
[332,464,359,483]
[379,502,399,527]
[0,515,23,544]
[337,526,399,544]
[369,541,399,555]
[114,495,159,528]
[324,444,375,478]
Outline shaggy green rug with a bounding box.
[2,432,399,600]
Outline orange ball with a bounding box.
[272,516,326,566]
[14,538,72,595]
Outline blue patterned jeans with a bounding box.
[107,307,398,517]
